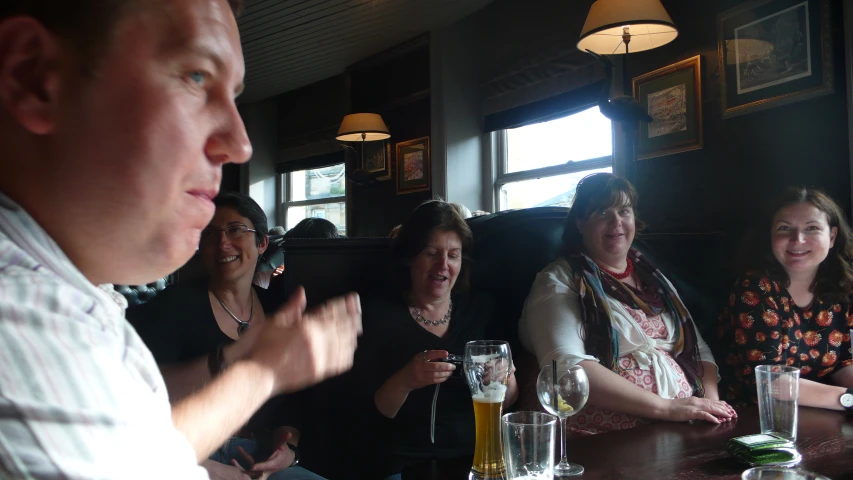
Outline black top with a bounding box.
[353,289,499,475]
[127,280,294,452]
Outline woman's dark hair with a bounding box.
[213,192,268,247]
[390,200,474,293]
[746,187,853,303]
[284,218,340,239]
[560,172,645,256]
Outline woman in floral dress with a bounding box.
[519,173,735,436]
[718,187,853,409]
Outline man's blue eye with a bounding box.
[189,72,206,85]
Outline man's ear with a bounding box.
[0,17,64,135]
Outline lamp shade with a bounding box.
[335,113,390,141]
[577,0,677,54]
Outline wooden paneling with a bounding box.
[346,42,432,237]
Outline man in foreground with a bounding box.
[0,1,361,478]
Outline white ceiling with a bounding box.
[237,0,494,103]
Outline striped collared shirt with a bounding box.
[0,193,208,479]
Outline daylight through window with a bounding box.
[279,163,346,235]
[496,106,613,211]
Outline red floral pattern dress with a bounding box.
[565,306,694,436]
[717,273,853,405]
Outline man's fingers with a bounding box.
[273,287,307,327]
[345,292,363,334]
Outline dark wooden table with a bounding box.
[402,406,853,479]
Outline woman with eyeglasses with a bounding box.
[518,173,734,436]
[128,192,325,480]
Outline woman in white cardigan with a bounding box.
[518,173,734,435]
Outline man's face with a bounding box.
[48,0,250,284]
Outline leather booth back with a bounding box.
[279,207,732,477]
[278,207,731,341]
[115,279,169,307]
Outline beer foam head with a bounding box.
[469,353,501,363]
[473,382,507,403]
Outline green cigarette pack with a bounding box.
[726,434,801,467]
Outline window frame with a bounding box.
[276,162,348,233]
[492,113,613,211]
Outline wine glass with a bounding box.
[536,361,589,477]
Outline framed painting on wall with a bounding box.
[633,55,703,160]
[717,0,834,118]
[395,137,430,195]
[363,140,391,180]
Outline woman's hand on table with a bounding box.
[400,349,455,391]
[662,396,737,424]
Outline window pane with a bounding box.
[287,202,346,236]
[506,107,612,174]
[499,167,612,211]
[289,164,345,201]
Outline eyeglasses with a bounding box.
[200,224,257,243]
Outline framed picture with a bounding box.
[363,140,391,180]
[395,137,430,195]
[633,55,703,160]
[717,0,833,119]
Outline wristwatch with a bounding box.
[287,443,300,466]
[840,388,853,412]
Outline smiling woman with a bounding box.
[128,192,325,480]
[718,187,853,412]
[518,172,732,437]
[350,200,518,478]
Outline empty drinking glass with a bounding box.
[501,412,557,480]
[755,365,799,441]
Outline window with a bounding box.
[278,163,346,235]
[495,106,612,211]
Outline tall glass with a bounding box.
[755,365,799,441]
[536,361,589,477]
[464,340,512,480]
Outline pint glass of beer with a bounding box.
[464,340,512,480]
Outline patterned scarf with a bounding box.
[566,247,705,396]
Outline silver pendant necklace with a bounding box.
[212,290,254,336]
[410,299,452,327]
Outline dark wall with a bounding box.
[630,0,849,245]
[220,163,242,193]
[278,74,348,149]
[347,41,433,237]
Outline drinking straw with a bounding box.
[552,359,559,412]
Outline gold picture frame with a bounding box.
[395,137,430,195]
[633,55,704,160]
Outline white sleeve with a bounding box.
[518,260,600,369]
[694,321,720,380]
